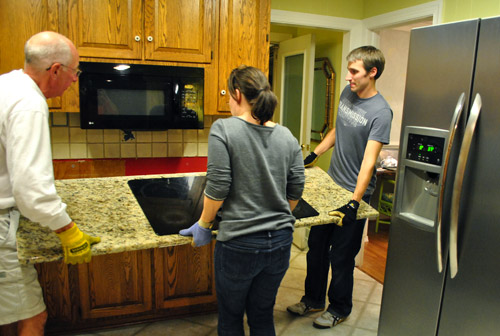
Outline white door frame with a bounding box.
[271,1,442,85]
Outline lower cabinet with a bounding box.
[35,242,217,334]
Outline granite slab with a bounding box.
[16,167,378,264]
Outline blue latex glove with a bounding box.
[179,222,212,247]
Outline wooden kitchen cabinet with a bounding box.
[65,0,216,63]
[35,246,217,334]
[154,242,216,309]
[216,0,271,112]
[0,0,77,112]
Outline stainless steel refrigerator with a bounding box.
[378,17,500,335]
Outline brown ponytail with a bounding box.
[228,65,277,125]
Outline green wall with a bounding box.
[442,0,500,22]
[364,0,434,18]
[271,0,365,19]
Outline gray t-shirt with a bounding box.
[328,85,392,195]
[205,117,305,241]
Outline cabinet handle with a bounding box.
[134,36,141,42]
[220,90,226,96]
[147,36,153,42]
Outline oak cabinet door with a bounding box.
[144,0,216,63]
[78,250,153,319]
[217,0,270,112]
[154,242,216,309]
[0,0,68,110]
[67,0,143,59]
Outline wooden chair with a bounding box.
[376,178,395,233]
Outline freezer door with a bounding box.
[437,16,500,336]
[378,19,480,336]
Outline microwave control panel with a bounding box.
[180,83,203,120]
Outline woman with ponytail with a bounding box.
[180,65,305,335]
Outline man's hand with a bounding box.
[56,223,101,264]
[179,221,213,247]
[328,200,360,227]
[304,152,318,168]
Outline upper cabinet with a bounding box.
[217,0,271,112]
[66,0,216,63]
[0,0,74,110]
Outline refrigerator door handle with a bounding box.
[450,93,482,278]
[436,93,466,273]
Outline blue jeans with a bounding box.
[301,194,370,317]
[215,228,293,336]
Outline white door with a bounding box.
[274,34,315,156]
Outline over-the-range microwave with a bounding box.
[79,62,204,130]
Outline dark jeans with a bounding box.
[215,228,293,336]
[301,194,370,317]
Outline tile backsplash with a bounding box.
[50,113,222,159]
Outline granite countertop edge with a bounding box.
[17,167,379,265]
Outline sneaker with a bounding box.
[313,310,346,329]
[286,302,324,316]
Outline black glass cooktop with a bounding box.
[128,176,319,236]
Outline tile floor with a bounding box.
[71,245,383,336]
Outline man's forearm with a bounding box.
[313,128,336,156]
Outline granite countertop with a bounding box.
[17,167,378,265]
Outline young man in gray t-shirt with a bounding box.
[287,46,392,329]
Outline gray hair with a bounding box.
[24,32,73,71]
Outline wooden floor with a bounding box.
[359,220,390,284]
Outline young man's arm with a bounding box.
[351,140,383,202]
[312,128,336,156]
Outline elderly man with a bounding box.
[0,31,100,335]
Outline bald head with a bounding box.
[24,31,77,73]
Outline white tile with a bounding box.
[197,142,208,156]
[70,127,87,143]
[168,129,183,142]
[135,131,152,143]
[51,112,68,126]
[367,283,383,304]
[68,113,80,127]
[121,143,136,158]
[137,143,152,157]
[135,318,213,335]
[281,267,307,291]
[51,127,69,143]
[152,143,167,157]
[52,143,70,159]
[183,129,198,142]
[289,251,307,270]
[152,130,167,142]
[104,129,120,143]
[198,128,210,142]
[86,129,103,143]
[351,328,378,336]
[70,143,87,158]
[104,144,120,158]
[168,143,183,157]
[183,142,198,157]
[87,144,104,159]
[352,279,377,302]
[355,302,381,331]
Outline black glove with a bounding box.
[328,200,360,227]
[304,152,318,168]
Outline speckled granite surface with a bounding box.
[17,167,378,265]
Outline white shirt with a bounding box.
[0,70,71,230]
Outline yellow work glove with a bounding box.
[56,223,101,264]
[304,152,318,168]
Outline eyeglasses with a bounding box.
[46,63,82,77]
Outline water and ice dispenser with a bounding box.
[395,127,448,231]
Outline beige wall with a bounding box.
[377,28,412,146]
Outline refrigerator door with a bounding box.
[437,16,500,336]
[378,20,480,336]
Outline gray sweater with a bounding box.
[205,117,305,241]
